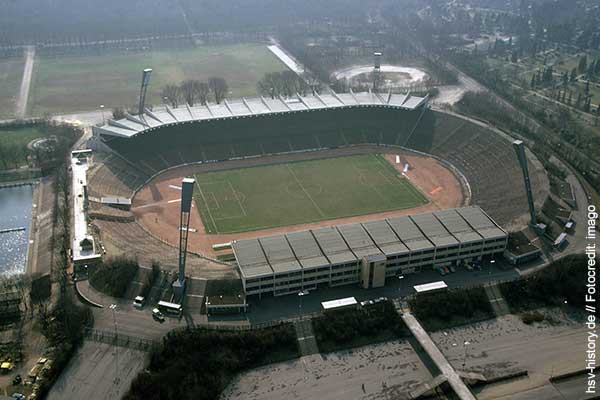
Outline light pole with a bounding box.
[109,304,120,385]
[100,104,105,125]
[398,275,405,300]
[298,290,309,319]
[462,341,470,368]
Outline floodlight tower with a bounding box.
[138,68,153,116]
[512,140,537,226]
[173,178,195,298]
[374,51,382,70]
[373,52,382,91]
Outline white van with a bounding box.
[133,296,145,309]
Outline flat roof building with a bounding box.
[231,207,508,298]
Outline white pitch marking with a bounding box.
[169,185,182,190]
[168,198,181,203]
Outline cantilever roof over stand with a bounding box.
[92,90,429,139]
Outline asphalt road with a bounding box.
[47,341,146,400]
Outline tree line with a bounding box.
[161,77,228,108]
[124,323,299,400]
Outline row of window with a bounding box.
[245,244,507,290]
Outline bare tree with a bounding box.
[112,107,125,119]
[180,80,197,106]
[161,84,181,108]
[208,77,228,104]
[195,81,210,104]
[257,72,283,98]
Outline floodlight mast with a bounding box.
[173,177,195,297]
[512,140,537,226]
[138,68,153,116]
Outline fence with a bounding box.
[84,328,157,351]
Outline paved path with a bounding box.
[294,319,319,356]
[16,45,35,118]
[401,312,477,400]
[47,341,146,400]
[483,283,510,316]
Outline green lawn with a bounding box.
[0,125,45,148]
[0,56,25,119]
[193,154,428,234]
[0,125,47,170]
[28,43,288,116]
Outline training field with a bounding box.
[27,43,287,116]
[193,154,428,234]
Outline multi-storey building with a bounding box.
[232,206,508,297]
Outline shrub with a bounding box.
[89,257,138,298]
[312,301,408,352]
[409,287,494,330]
[521,311,545,325]
[499,254,586,312]
[125,323,299,400]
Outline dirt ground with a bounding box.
[132,146,464,257]
[222,310,588,400]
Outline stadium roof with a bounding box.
[312,227,358,265]
[231,239,273,279]
[361,220,409,256]
[92,90,429,139]
[285,231,329,270]
[337,223,382,258]
[387,215,435,252]
[410,213,459,248]
[433,209,482,244]
[456,207,507,240]
[259,235,302,274]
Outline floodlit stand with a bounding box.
[173,178,195,298]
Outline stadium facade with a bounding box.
[232,207,508,297]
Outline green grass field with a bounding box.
[0,57,25,119]
[0,125,46,169]
[193,154,428,234]
[28,43,287,116]
[0,125,46,148]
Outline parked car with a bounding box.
[443,266,450,274]
[449,266,456,273]
[152,308,165,322]
[133,296,145,309]
[437,266,446,276]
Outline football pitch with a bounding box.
[193,154,428,234]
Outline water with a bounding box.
[0,185,34,276]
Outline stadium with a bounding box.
[88,90,549,295]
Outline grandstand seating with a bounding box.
[87,154,150,199]
[99,108,548,227]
